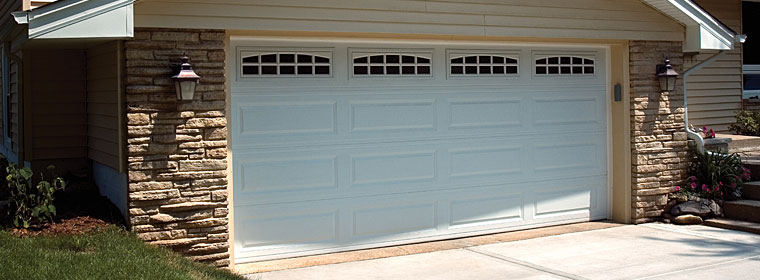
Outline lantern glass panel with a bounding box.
[176,80,197,100]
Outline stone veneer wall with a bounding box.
[629,41,689,223]
[125,28,230,267]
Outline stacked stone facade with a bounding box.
[629,41,689,223]
[125,28,230,266]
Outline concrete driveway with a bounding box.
[247,224,760,280]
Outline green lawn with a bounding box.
[0,226,244,280]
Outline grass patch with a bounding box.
[0,226,244,280]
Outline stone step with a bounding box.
[704,218,760,235]
[724,200,760,223]
[743,161,760,182]
[743,182,760,200]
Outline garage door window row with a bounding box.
[535,56,595,75]
[450,55,519,76]
[238,50,596,78]
[241,52,331,76]
[352,54,432,76]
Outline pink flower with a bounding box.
[714,185,720,191]
[710,130,715,138]
[675,186,681,191]
[702,126,708,133]
[690,182,697,189]
[689,176,697,181]
[731,182,737,188]
[702,184,709,191]
[720,181,724,186]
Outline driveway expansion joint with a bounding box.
[464,247,589,280]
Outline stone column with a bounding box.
[629,41,689,223]
[125,28,230,266]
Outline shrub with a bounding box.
[4,163,66,228]
[679,149,747,200]
[729,110,760,136]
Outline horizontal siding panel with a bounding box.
[32,125,86,137]
[686,82,743,90]
[135,0,684,41]
[686,75,742,82]
[88,115,118,129]
[688,103,742,112]
[88,149,119,170]
[689,96,742,105]
[32,136,87,148]
[88,125,119,141]
[32,147,87,160]
[87,42,122,170]
[686,88,743,97]
[689,110,738,119]
[425,2,672,22]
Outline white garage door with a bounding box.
[231,39,609,263]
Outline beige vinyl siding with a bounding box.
[87,42,124,171]
[27,50,87,160]
[134,0,684,41]
[685,0,743,133]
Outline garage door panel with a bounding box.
[233,131,605,206]
[234,177,605,262]
[448,145,524,179]
[448,193,524,229]
[349,99,437,133]
[448,97,523,130]
[532,176,607,218]
[350,150,437,187]
[238,101,338,137]
[231,90,604,150]
[238,155,338,194]
[352,202,438,238]
[236,205,340,251]
[531,94,606,131]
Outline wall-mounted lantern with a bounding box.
[172,54,201,101]
[656,58,679,92]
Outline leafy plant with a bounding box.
[678,148,747,200]
[729,110,760,136]
[4,163,66,228]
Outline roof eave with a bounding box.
[641,0,742,52]
[13,0,134,40]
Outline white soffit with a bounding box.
[13,0,134,40]
[641,0,737,52]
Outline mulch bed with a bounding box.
[8,216,111,238]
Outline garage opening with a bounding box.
[230,38,609,263]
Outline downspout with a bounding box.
[683,51,727,154]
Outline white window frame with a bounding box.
[532,52,597,78]
[446,50,520,78]
[743,65,760,99]
[348,48,434,79]
[237,48,334,79]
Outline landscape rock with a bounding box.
[663,200,678,214]
[673,214,703,225]
[670,200,721,217]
